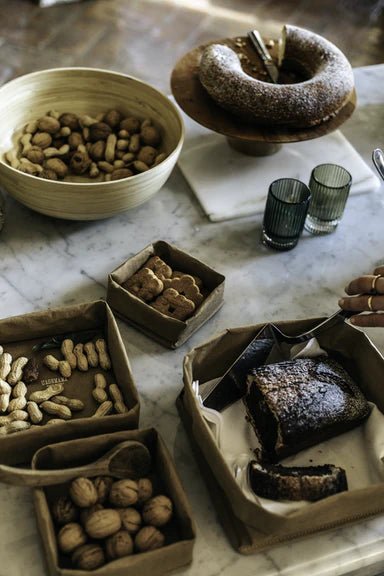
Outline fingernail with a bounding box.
[350,317,356,324]
[338,299,345,307]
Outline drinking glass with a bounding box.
[261,178,311,251]
[305,163,352,235]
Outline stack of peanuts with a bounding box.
[0,337,128,433]
[5,109,167,182]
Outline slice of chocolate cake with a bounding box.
[248,461,348,501]
[244,357,370,461]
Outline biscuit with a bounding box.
[151,288,195,320]
[163,274,204,307]
[145,256,172,281]
[171,270,203,289]
[123,267,163,301]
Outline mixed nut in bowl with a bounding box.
[0,67,184,220]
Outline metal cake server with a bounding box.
[247,30,279,83]
[372,148,384,181]
[268,308,355,345]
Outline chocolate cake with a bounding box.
[244,357,370,461]
[248,461,348,501]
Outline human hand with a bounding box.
[338,266,384,327]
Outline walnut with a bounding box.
[84,508,121,539]
[51,495,78,526]
[137,146,157,166]
[72,544,105,571]
[93,476,114,504]
[134,526,165,552]
[32,132,52,149]
[69,477,98,508]
[120,117,140,133]
[25,147,45,165]
[44,158,68,179]
[137,478,153,505]
[57,522,87,554]
[109,479,139,507]
[142,495,173,527]
[59,113,80,131]
[118,507,142,534]
[103,109,122,129]
[69,150,91,175]
[22,358,39,383]
[37,116,61,134]
[140,125,161,146]
[89,122,112,142]
[79,503,104,527]
[67,131,84,149]
[40,168,58,180]
[105,530,133,560]
[89,140,105,161]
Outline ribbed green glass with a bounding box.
[305,163,352,234]
[261,178,311,251]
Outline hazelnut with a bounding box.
[59,113,80,131]
[134,526,165,552]
[69,477,98,508]
[72,543,105,571]
[142,495,173,527]
[44,157,68,179]
[140,125,161,146]
[105,530,133,560]
[37,116,61,134]
[93,476,114,503]
[32,132,52,149]
[57,522,87,554]
[118,507,142,534]
[70,150,91,175]
[89,122,112,142]
[137,146,157,166]
[103,109,122,129]
[120,117,141,133]
[137,478,153,505]
[109,479,139,507]
[51,495,78,526]
[84,508,121,539]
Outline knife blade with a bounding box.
[247,29,279,83]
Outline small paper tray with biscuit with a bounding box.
[106,240,225,349]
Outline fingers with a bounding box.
[374,265,384,276]
[348,313,384,328]
[339,294,384,312]
[344,274,384,295]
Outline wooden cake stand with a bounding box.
[171,37,356,156]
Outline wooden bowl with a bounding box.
[0,68,184,220]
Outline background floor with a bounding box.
[0,0,383,93]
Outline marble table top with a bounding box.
[0,64,384,576]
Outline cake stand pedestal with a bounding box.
[170,39,356,157]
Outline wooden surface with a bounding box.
[171,36,357,146]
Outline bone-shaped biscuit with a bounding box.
[151,288,195,320]
[163,274,204,306]
[123,267,163,301]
